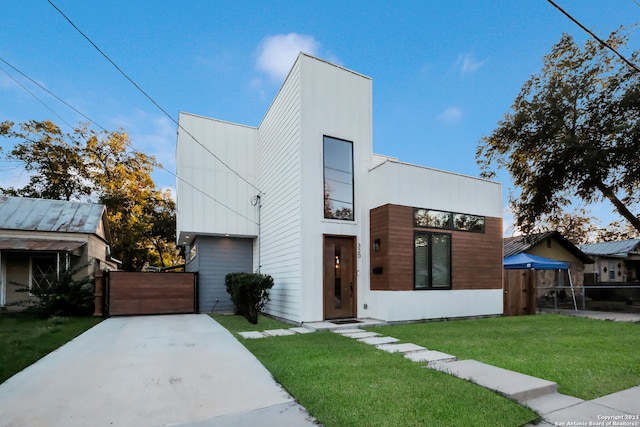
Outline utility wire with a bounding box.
[47,0,262,194]
[546,0,640,73]
[0,58,258,225]
[0,64,74,130]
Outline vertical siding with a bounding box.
[257,61,303,322]
[193,236,253,313]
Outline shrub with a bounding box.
[225,272,273,324]
[8,267,94,318]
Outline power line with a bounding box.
[0,58,258,225]
[47,0,262,195]
[546,0,640,73]
[0,63,74,129]
[0,56,106,131]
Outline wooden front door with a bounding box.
[503,269,536,316]
[323,236,356,319]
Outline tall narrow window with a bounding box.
[323,136,354,220]
[414,232,451,289]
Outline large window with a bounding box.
[323,136,354,220]
[414,232,451,289]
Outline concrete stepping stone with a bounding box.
[332,328,363,335]
[290,327,315,334]
[262,329,296,337]
[341,331,381,339]
[376,343,426,354]
[522,392,584,415]
[358,336,400,346]
[238,331,266,339]
[404,350,456,364]
[430,359,557,401]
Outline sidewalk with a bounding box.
[0,315,318,427]
[540,308,640,323]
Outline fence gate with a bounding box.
[503,269,536,316]
[104,271,198,316]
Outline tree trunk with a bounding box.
[596,182,640,233]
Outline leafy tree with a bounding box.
[522,208,600,244]
[477,28,640,236]
[0,120,182,271]
[596,220,640,242]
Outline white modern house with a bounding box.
[176,53,503,324]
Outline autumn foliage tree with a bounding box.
[0,120,182,271]
[477,28,640,236]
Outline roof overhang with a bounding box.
[0,238,86,255]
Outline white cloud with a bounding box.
[256,33,320,81]
[436,107,463,125]
[455,52,487,76]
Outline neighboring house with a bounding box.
[176,53,503,324]
[504,231,593,288]
[579,239,640,284]
[0,196,119,310]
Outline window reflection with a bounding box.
[324,136,354,220]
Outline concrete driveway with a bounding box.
[0,314,317,427]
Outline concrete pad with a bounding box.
[239,331,267,339]
[340,331,381,339]
[262,328,296,337]
[303,318,387,331]
[358,336,400,346]
[590,386,640,414]
[376,343,426,354]
[170,402,317,427]
[543,400,637,424]
[522,392,584,415]
[0,315,317,427]
[289,327,314,334]
[404,350,456,364]
[430,359,557,401]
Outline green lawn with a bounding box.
[367,314,640,400]
[0,315,101,384]
[212,314,537,427]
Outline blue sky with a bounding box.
[1,1,639,235]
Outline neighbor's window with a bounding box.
[31,255,58,293]
[414,232,451,290]
[323,136,354,220]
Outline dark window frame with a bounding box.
[413,231,452,290]
[323,135,355,221]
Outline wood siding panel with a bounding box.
[108,272,196,316]
[452,216,503,290]
[370,204,502,291]
[258,61,303,321]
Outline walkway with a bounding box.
[0,315,318,427]
[241,313,640,425]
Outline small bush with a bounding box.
[9,267,94,318]
[225,272,273,324]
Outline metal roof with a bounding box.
[503,231,592,263]
[578,239,640,257]
[0,238,86,253]
[0,196,106,235]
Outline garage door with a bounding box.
[105,271,197,316]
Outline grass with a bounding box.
[0,314,101,384]
[367,314,640,400]
[212,314,536,427]
[210,313,292,335]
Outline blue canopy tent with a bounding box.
[503,253,569,270]
[503,253,576,310]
